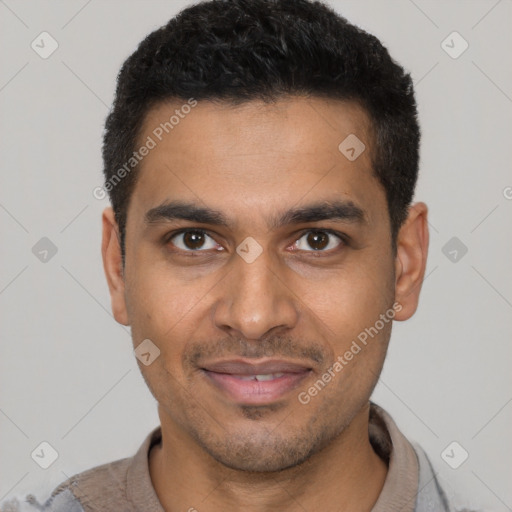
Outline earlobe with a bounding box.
[393,202,429,321]
[101,207,130,326]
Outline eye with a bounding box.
[293,230,344,252]
[168,229,220,252]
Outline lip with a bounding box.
[200,359,313,405]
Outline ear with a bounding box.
[393,202,429,321]
[101,207,130,326]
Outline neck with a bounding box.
[149,402,388,512]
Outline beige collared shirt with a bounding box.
[1,402,452,512]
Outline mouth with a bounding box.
[200,359,313,405]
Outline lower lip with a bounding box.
[202,370,312,405]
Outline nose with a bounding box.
[213,247,300,341]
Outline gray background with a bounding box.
[1,0,511,510]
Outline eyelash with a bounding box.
[164,228,348,256]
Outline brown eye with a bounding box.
[169,230,218,251]
[294,230,343,252]
[306,232,329,250]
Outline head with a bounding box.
[102,0,428,472]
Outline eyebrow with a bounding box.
[144,199,367,230]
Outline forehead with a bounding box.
[130,96,385,230]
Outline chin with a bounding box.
[194,424,332,473]
[211,447,311,473]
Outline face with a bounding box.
[102,96,428,472]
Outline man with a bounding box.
[1,0,463,510]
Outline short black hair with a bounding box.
[102,0,420,262]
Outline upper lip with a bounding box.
[201,359,313,375]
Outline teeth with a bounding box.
[237,373,284,381]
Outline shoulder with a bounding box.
[0,488,83,512]
[1,427,161,512]
[1,457,132,512]
[411,442,453,511]
[411,443,481,512]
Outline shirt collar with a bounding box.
[126,402,422,512]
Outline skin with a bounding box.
[102,96,429,512]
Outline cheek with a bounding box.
[125,264,191,342]
[300,260,394,340]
